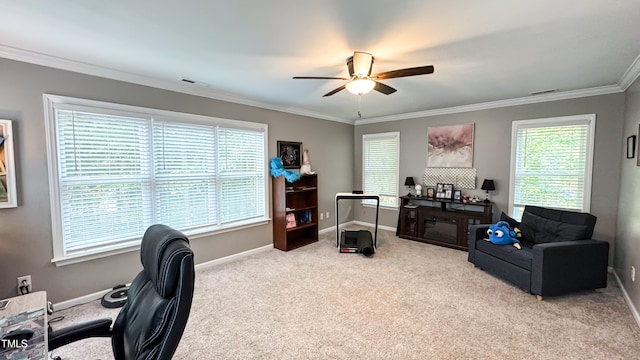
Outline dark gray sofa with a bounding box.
[468,205,609,299]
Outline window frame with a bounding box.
[508,114,596,219]
[43,94,269,266]
[362,131,400,209]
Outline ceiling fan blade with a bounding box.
[374,65,434,80]
[293,76,350,80]
[323,85,346,97]
[373,81,397,95]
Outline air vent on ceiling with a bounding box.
[178,78,209,87]
[529,89,557,96]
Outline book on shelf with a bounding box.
[286,213,297,228]
[300,210,311,223]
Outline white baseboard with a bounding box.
[52,244,273,311]
[612,267,640,329]
[53,288,114,311]
[320,221,396,236]
[194,244,272,271]
[352,220,396,233]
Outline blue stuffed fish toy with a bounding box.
[486,221,521,249]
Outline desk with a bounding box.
[0,291,48,360]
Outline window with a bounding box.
[509,114,595,219]
[44,95,267,265]
[362,132,400,208]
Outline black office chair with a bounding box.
[49,224,195,360]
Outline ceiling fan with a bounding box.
[293,51,434,97]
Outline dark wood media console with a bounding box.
[398,196,492,250]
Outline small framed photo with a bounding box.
[436,183,454,200]
[453,190,462,201]
[443,184,453,200]
[277,141,302,169]
[426,187,435,199]
[627,135,636,159]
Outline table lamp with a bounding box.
[404,176,416,196]
[481,179,495,203]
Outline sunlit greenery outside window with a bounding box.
[362,132,400,208]
[44,95,267,263]
[509,114,595,220]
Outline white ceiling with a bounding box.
[1,0,640,123]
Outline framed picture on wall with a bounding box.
[0,119,17,208]
[277,141,302,169]
[637,124,640,167]
[627,135,636,159]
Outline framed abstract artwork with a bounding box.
[427,123,474,168]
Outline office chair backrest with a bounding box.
[111,224,195,360]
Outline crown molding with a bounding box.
[0,45,351,124]
[619,52,640,91]
[354,85,624,125]
[1,45,636,127]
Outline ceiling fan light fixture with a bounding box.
[345,78,376,95]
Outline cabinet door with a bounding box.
[401,208,418,237]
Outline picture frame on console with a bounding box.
[436,183,454,200]
[453,190,462,201]
[426,187,435,199]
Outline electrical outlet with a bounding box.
[17,275,32,295]
[320,213,324,220]
[326,212,329,219]
[632,266,636,282]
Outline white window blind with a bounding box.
[45,95,267,263]
[362,132,399,208]
[509,114,595,219]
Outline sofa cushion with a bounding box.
[499,212,520,229]
[475,240,533,270]
[523,205,596,239]
[520,211,589,244]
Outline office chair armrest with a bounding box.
[48,318,113,351]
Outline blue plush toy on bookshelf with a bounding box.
[270,157,301,183]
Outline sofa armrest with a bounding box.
[531,239,609,297]
[467,224,491,264]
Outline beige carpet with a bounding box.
[50,227,640,359]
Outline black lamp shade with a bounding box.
[404,177,416,186]
[481,179,496,191]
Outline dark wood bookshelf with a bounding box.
[272,174,318,251]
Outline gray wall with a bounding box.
[354,93,626,264]
[0,58,353,302]
[616,76,640,316]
